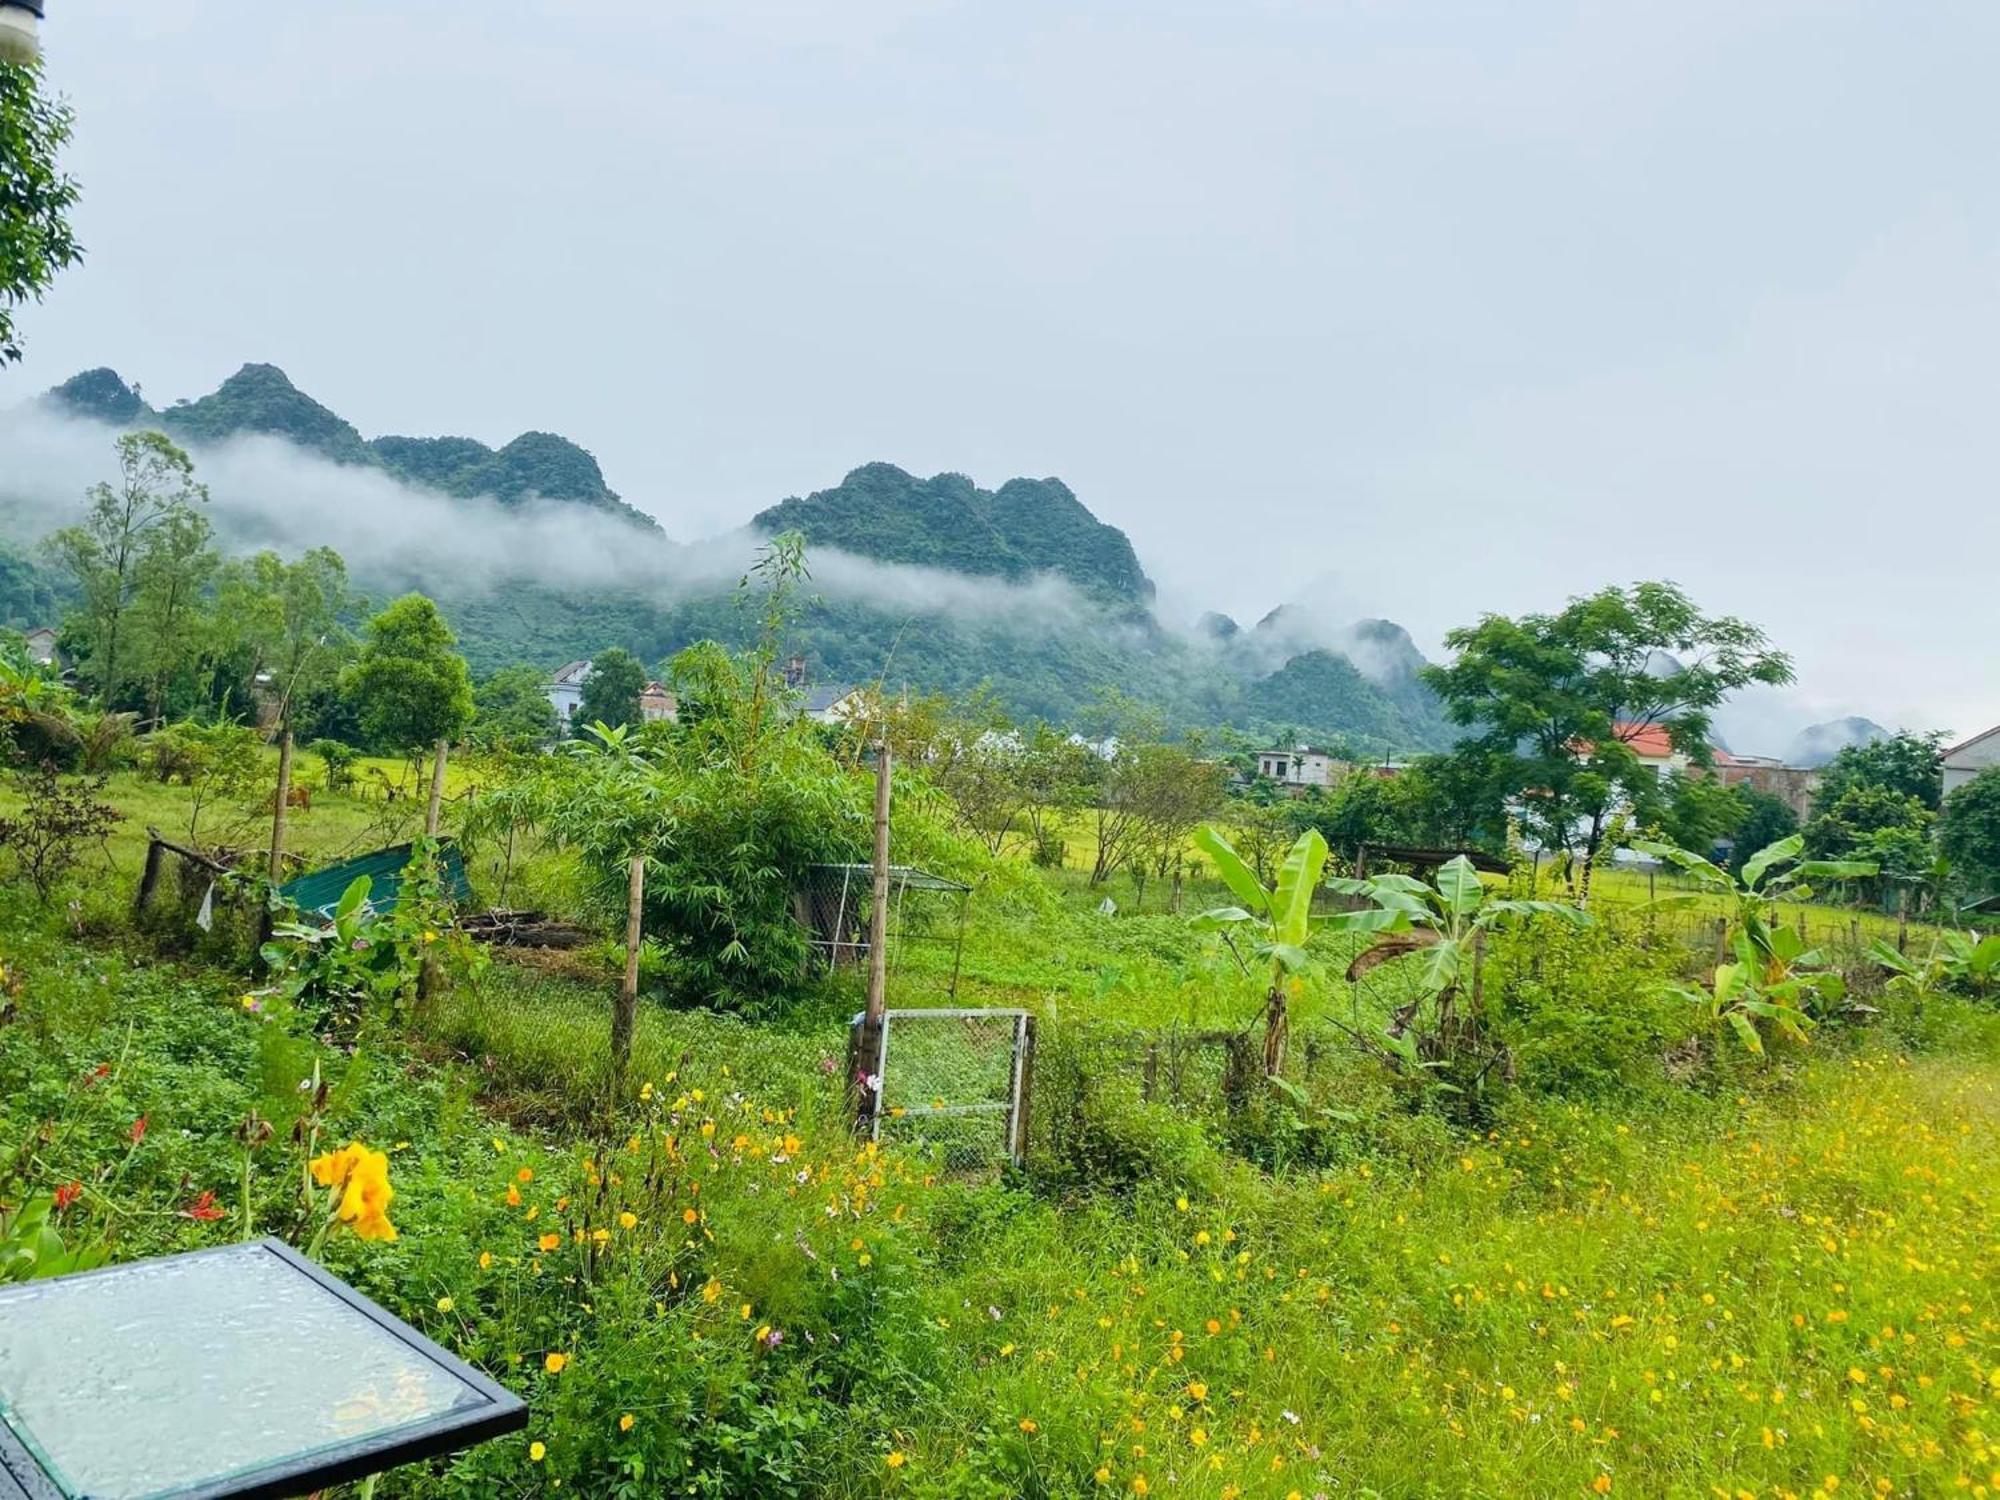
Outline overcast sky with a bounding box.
[5,2,1996,748]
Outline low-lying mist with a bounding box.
[0,406,1113,636]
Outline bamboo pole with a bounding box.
[268,725,294,884]
[612,854,644,1105]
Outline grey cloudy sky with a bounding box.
[6,1,1997,749]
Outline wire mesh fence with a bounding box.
[793,864,971,1000]
[862,1008,1030,1174]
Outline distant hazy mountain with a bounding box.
[44,364,660,532]
[753,463,1153,608]
[1786,717,1889,768]
[18,364,1453,749]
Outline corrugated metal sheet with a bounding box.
[278,839,473,918]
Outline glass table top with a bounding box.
[0,1241,494,1500]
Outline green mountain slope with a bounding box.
[43,364,661,532]
[754,463,1153,606]
[25,366,1454,748]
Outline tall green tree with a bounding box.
[1803,784,1933,889]
[0,59,83,366]
[575,647,647,732]
[1423,581,1792,894]
[216,547,355,730]
[471,664,559,750]
[1941,768,2000,901]
[342,595,473,757]
[125,505,218,725]
[1811,732,1944,815]
[1727,788,1799,876]
[47,432,209,703]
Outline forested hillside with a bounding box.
[43,364,661,530]
[13,365,1455,748]
[753,462,1154,607]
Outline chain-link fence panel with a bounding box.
[861,1008,1029,1175]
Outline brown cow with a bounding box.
[265,784,311,814]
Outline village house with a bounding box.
[801,683,866,725]
[23,626,59,668]
[639,682,678,723]
[545,659,592,729]
[1943,724,2000,797]
[1255,747,1347,792]
[1710,750,1821,820]
[1609,721,1691,779]
[544,660,678,729]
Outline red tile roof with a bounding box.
[1611,722,1678,760]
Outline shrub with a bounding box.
[0,765,119,902]
[1486,913,1698,1098]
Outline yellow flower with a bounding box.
[544,1352,569,1374]
[1592,1477,1612,1495]
[1095,1467,1112,1485]
[1133,1478,1150,1496]
[505,1184,521,1207]
[529,1441,546,1462]
[309,1143,364,1189]
[1187,1381,1207,1402]
[321,1145,396,1242]
[435,1296,454,1313]
[886,1451,907,1469]
[619,1413,635,1432]
[683,1208,698,1225]
[619,1211,638,1230]
[538,1233,560,1252]
[702,1277,723,1303]
[479,1251,493,1269]
[1019,1417,1038,1433]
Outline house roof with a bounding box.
[802,684,860,714]
[1943,723,2000,762]
[549,660,591,686]
[1612,722,1680,760]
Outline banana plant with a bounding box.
[1869,930,2000,1007]
[1325,856,1590,1067]
[1635,833,1876,1053]
[1192,825,1337,1077]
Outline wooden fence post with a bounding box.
[1897,887,1910,955]
[415,737,450,1014]
[854,741,892,1134]
[425,738,448,836]
[268,725,294,884]
[611,854,644,1106]
[1013,1013,1036,1167]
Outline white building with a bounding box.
[1944,724,2000,797]
[801,684,866,725]
[1255,747,1345,790]
[546,659,592,730]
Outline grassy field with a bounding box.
[3,774,1997,1497]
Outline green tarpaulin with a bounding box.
[277,839,472,918]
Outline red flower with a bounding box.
[128,1115,148,1145]
[180,1190,226,1222]
[52,1181,82,1212]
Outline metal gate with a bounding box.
[857,1008,1033,1171]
